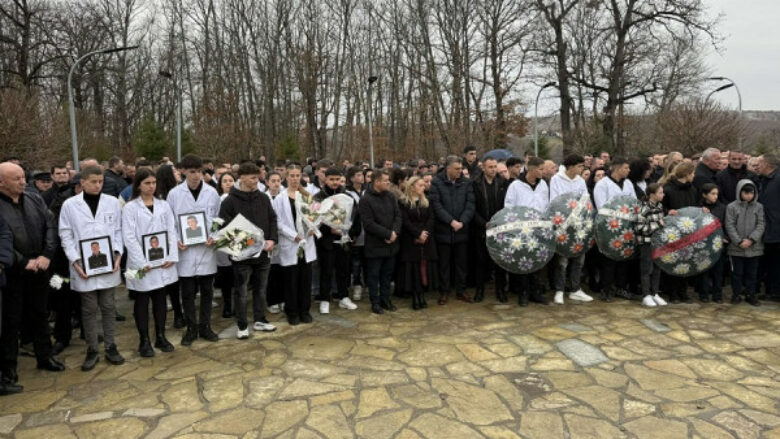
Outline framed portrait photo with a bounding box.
[142,231,169,267]
[79,236,115,277]
[179,211,208,246]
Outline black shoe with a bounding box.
[412,295,421,310]
[0,379,23,395]
[173,315,185,329]
[497,290,508,303]
[519,292,529,307]
[179,325,196,346]
[420,296,428,308]
[300,313,313,324]
[474,289,484,303]
[222,309,234,318]
[456,293,473,303]
[601,290,614,303]
[530,293,549,305]
[138,338,155,357]
[681,294,694,304]
[81,349,100,372]
[104,344,125,365]
[730,294,742,305]
[115,312,126,322]
[745,296,760,307]
[198,324,219,342]
[287,314,300,326]
[37,356,66,372]
[381,300,397,312]
[155,332,175,352]
[371,303,385,314]
[52,342,67,356]
[3,369,18,384]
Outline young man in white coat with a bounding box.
[548,154,594,305]
[59,165,126,371]
[166,155,221,346]
[504,157,550,306]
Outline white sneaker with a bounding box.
[353,285,362,301]
[569,290,594,302]
[268,304,281,314]
[236,327,250,339]
[339,297,358,310]
[642,295,657,307]
[652,294,668,306]
[253,321,277,332]
[553,291,565,304]
[319,301,330,314]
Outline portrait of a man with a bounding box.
[147,236,165,261]
[87,242,108,269]
[185,215,204,239]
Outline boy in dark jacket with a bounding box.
[699,184,727,303]
[725,180,764,306]
[218,162,279,338]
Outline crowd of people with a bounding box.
[0,145,777,396]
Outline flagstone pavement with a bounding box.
[0,290,779,439]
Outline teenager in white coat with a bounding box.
[122,168,179,357]
[272,164,317,325]
[58,165,125,371]
[166,155,222,346]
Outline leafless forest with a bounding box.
[2,0,750,165]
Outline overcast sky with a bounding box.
[705,0,779,111]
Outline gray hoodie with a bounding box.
[725,179,764,257]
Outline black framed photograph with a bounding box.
[178,211,208,246]
[142,231,169,267]
[79,236,115,277]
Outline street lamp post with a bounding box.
[68,46,138,171]
[707,76,743,150]
[159,70,182,162]
[367,76,378,168]
[534,81,557,157]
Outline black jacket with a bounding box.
[472,174,506,233]
[313,185,361,251]
[758,168,780,243]
[662,178,699,213]
[693,162,718,192]
[218,187,278,264]
[702,198,727,237]
[359,186,402,259]
[399,199,437,262]
[715,165,758,204]
[0,216,12,288]
[430,173,475,244]
[102,169,128,197]
[49,185,78,276]
[0,191,58,272]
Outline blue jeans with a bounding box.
[365,256,395,304]
[233,259,270,329]
[730,255,758,298]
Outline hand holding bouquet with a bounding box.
[213,214,266,261]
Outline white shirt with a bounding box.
[505,177,550,212]
[271,190,317,267]
[549,171,588,200]
[122,197,179,292]
[593,176,636,209]
[166,181,221,277]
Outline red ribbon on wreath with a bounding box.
[652,218,721,261]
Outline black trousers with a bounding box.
[282,260,312,318]
[475,238,505,293]
[318,245,349,300]
[134,288,167,336]
[216,265,235,313]
[166,281,182,318]
[438,242,468,295]
[267,265,284,306]
[53,281,81,345]
[179,275,215,327]
[601,258,628,292]
[1,271,52,373]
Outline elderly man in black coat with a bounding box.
[693,147,721,192]
[0,162,65,395]
[430,155,476,305]
[715,150,758,203]
[359,169,402,314]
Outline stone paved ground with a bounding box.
[0,289,779,439]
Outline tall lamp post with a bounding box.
[534,81,557,156]
[159,70,182,162]
[68,46,138,171]
[707,76,743,150]
[367,75,379,168]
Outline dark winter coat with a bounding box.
[102,169,128,198]
[758,168,780,243]
[49,185,78,276]
[472,174,507,235]
[399,199,437,262]
[662,178,699,213]
[0,191,58,271]
[715,165,758,204]
[0,216,12,288]
[218,187,278,265]
[358,186,402,259]
[429,173,475,245]
[313,185,361,251]
[702,197,727,240]
[693,162,719,192]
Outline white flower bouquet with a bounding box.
[213,214,266,261]
[319,194,354,245]
[49,274,70,290]
[296,196,323,238]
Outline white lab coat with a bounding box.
[549,172,588,200]
[272,190,317,267]
[166,182,221,277]
[505,177,550,212]
[58,193,123,292]
[122,197,179,292]
[593,176,636,209]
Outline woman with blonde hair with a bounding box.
[398,176,438,309]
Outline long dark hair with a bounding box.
[131,168,157,201]
[628,158,651,183]
[217,172,236,195]
[155,165,178,199]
